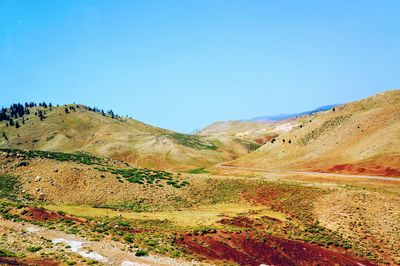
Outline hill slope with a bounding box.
[228,90,400,177]
[249,104,339,122]
[198,105,339,146]
[0,104,245,170]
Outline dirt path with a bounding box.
[216,164,400,181]
[0,219,198,266]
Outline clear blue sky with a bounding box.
[1,1,399,132]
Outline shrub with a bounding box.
[135,250,148,257]
[124,235,134,243]
[0,175,21,201]
[0,249,15,257]
[17,161,29,167]
[27,246,42,252]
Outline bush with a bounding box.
[0,175,21,201]
[27,246,42,252]
[17,161,29,167]
[135,250,148,257]
[0,249,15,257]
[124,235,134,243]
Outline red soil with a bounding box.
[220,216,255,228]
[177,231,375,266]
[21,207,84,223]
[0,257,59,266]
[254,135,279,145]
[317,163,400,177]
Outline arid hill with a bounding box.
[228,90,400,177]
[0,104,247,170]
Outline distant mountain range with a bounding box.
[248,104,339,122]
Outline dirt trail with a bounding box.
[0,219,197,266]
[217,164,400,181]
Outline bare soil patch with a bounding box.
[177,230,375,266]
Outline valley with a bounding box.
[0,91,399,265]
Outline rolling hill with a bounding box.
[0,104,247,170]
[197,104,338,147]
[227,90,400,177]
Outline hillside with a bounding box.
[228,90,400,177]
[249,104,339,122]
[0,104,245,170]
[198,105,339,146]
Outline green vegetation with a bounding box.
[95,167,190,188]
[26,246,42,252]
[186,168,210,174]
[234,138,261,152]
[124,235,134,243]
[166,133,218,150]
[0,148,106,165]
[0,249,16,257]
[17,161,29,167]
[135,250,148,257]
[0,175,21,201]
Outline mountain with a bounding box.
[0,104,246,170]
[249,104,339,122]
[227,90,400,177]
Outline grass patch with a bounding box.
[45,203,278,227]
[0,148,106,165]
[95,167,189,188]
[166,133,218,151]
[94,202,151,212]
[26,246,42,252]
[0,249,16,257]
[234,138,261,152]
[0,175,21,201]
[186,168,210,174]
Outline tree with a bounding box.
[49,103,52,111]
[15,121,20,128]
[38,110,46,121]
[2,132,7,140]
[9,118,14,126]
[107,110,115,119]
[65,108,69,114]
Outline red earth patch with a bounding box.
[176,231,375,266]
[21,207,84,223]
[0,257,60,266]
[318,164,400,177]
[220,216,255,228]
